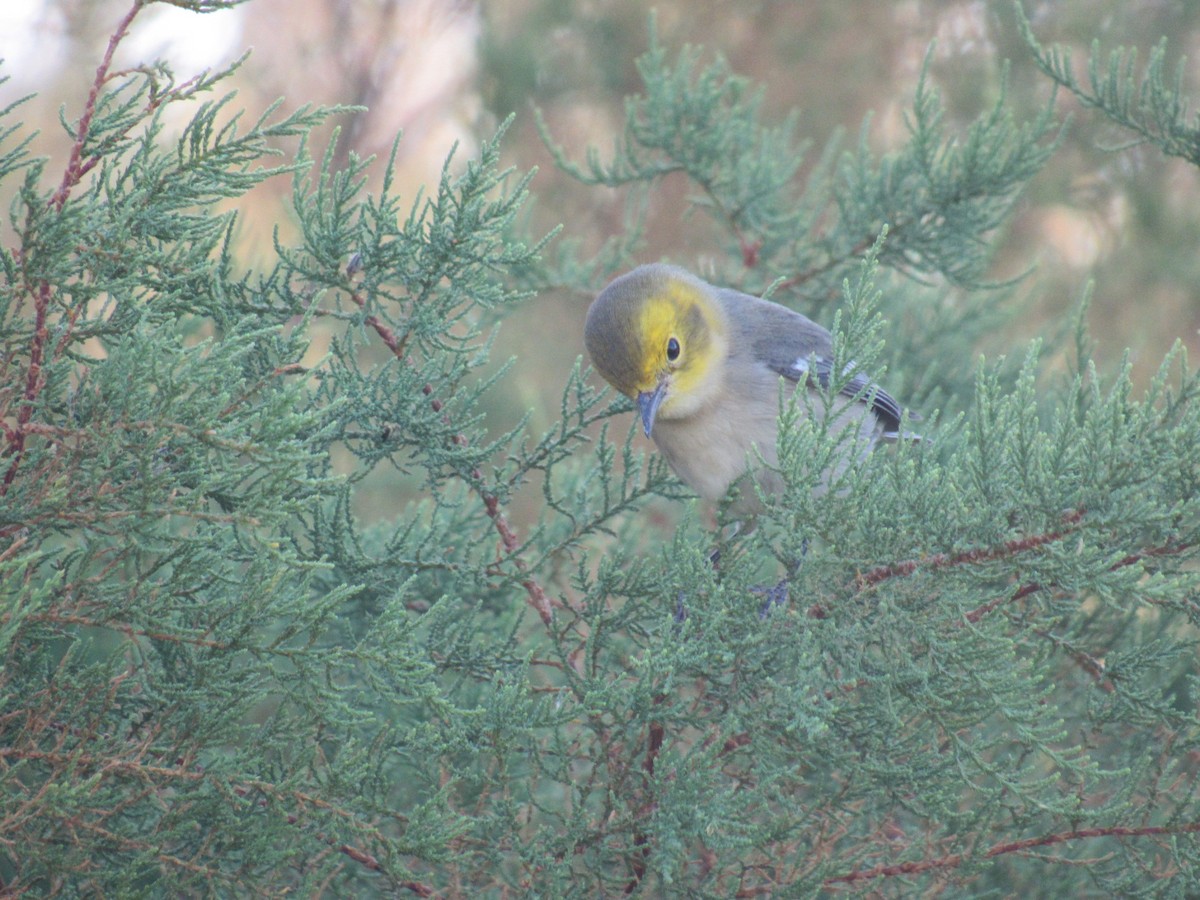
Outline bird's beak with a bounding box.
[636,379,668,437]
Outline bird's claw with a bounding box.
[675,544,803,624]
[674,590,689,626]
[750,578,790,619]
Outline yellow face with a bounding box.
[633,280,726,418]
[638,282,720,405]
[585,265,732,436]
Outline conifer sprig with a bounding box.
[4,3,1200,896]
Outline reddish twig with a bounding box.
[2,279,52,498]
[831,509,1087,625]
[358,308,411,359]
[2,748,422,886]
[740,237,762,269]
[825,821,1200,886]
[1031,627,1114,692]
[964,579,1042,624]
[855,509,1087,590]
[624,700,667,894]
[775,237,874,292]
[962,538,1190,625]
[218,363,309,418]
[62,818,223,880]
[2,1,142,499]
[1108,541,1189,573]
[48,2,141,212]
[342,286,554,626]
[10,749,406,881]
[1,612,229,650]
[482,490,554,625]
[720,731,752,756]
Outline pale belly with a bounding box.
[650,385,882,514]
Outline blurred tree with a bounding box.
[2,1,1200,896]
[490,0,1200,400]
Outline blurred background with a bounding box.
[4,0,1200,519]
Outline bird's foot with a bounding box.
[674,590,689,626]
[672,547,722,626]
[749,543,807,619]
[750,578,790,618]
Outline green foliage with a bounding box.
[538,23,1060,424]
[540,22,1059,298]
[1018,1,1200,166]
[3,3,1200,897]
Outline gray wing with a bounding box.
[718,288,906,433]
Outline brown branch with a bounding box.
[218,363,309,418]
[1031,627,1114,692]
[2,748,418,885]
[624,697,667,894]
[775,237,874,292]
[0,611,230,650]
[399,881,435,897]
[1109,541,1191,573]
[824,509,1087,624]
[854,511,1192,627]
[962,538,1191,625]
[855,509,1087,590]
[825,821,1200,886]
[340,286,554,626]
[3,7,214,505]
[65,818,225,880]
[48,2,141,212]
[964,579,1042,624]
[2,1,143,499]
[1,281,51,498]
[344,286,412,360]
[720,731,752,757]
[234,781,396,876]
[0,748,207,781]
[482,490,553,626]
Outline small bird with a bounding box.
[584,263,916,517]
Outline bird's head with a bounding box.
[584,264,729,436]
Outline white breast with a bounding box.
[650,374,885,514]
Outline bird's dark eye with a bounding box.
[666,337,681,362]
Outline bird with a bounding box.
[584,263,917,518]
